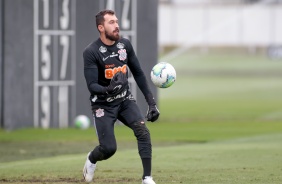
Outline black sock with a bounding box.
[141,158,151,179]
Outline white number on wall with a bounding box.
[41,86,50,128]
[60,0,69,30]
[59,35,69,79]
[106,0,115,10]
[121,0,130,29]
[42,0,49,28]
[41,35,51,80]
[58,86,68,128]
[36,0,75,128]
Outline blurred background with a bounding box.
[159,0,282,56]
[158,0,282,125]
[1,1,282,183]
[0,0,282,129]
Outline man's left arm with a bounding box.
[127,47,160,122]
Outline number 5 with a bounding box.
[41,35,51,80]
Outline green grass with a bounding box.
[1,133,282,183]
[1,50,282,183]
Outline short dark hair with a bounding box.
[95,9,115,29]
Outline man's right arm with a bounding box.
[83,49,107,95]
[84,68,107,95]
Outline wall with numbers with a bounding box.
[33,0,77,129]
[0,0,158,130]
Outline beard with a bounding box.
[105,29,120,41]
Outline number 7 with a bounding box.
[59,35,69,79]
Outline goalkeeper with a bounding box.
[82,9,160,184]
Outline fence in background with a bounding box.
[159,2,282,47]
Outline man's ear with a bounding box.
[98,25,104,32]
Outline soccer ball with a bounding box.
[74,115,90,129]
[150,62,176,88]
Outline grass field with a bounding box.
[1,49,282,183]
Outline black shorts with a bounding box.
[92,97,143,136]
[92,97,144,128]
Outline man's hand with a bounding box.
[146,105,160,122]
[106,71,128,96]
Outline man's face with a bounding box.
[103,14,120,41]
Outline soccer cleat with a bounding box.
[142,176,156,184]
[83,152,96,182]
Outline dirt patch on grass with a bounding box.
[0,177,139,183]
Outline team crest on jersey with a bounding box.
[95,108,104,118]
[99,46,107,53]
[118,49,127,61]
[117,42,125,49]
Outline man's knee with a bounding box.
[90,144,117,161]
[132,121,151,142]
[103,144,117,159]
[131,121,152,158]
